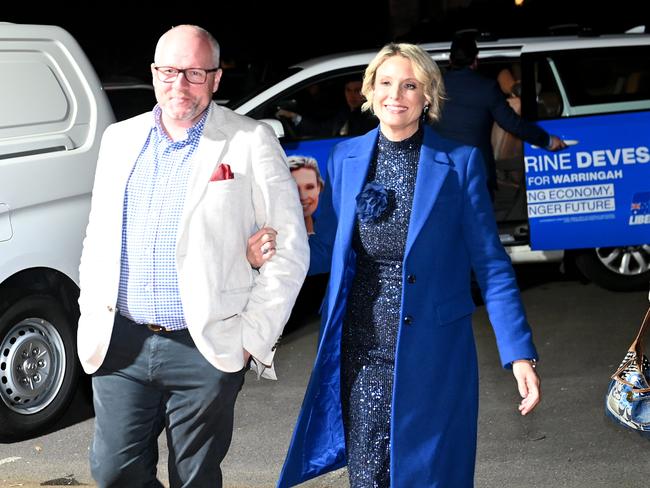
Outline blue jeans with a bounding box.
[90,313,247,488]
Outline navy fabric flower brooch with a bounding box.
[356,182,389,223]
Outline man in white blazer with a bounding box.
[77,25,309,488]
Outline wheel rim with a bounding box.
[0,318,66,414]
[596,245,650,276]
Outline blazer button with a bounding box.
[403,315,413,325]
[107,305,114,312]
[407,274,416,284]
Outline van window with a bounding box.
[0,52,69,133]
[247,69,371,141]
[104,84,156,122]
[0,41,92,156]
[533,59,564,120]
[552,46,650,106]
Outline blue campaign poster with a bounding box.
[282,137,347,219]
[524,111,650,250]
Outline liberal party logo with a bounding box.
[629,192,650,225]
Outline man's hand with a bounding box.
[506,95,521,114]
[247,227,277,269]
[275,109,301,125]
[547,135,567,151]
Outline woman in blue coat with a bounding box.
[277,43,541,488]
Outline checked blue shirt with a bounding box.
[116,105,209,330]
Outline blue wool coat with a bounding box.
[277,125,537,488]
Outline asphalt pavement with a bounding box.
[0,263,648,487]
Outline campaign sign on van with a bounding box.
[525,111,650,250]
[283,137,343,221]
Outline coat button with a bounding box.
[403,315,413,325]
[107,305,114,312]
[407,274,416,284]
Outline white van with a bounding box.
[0,24,114,439]
[232,32,650,291]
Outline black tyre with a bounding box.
[0,295,79,441]
[574,245,650,291]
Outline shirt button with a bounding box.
[407,274,416,284]
[403,315,413,325]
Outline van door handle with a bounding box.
[530,138,579,149]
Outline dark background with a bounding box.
[6,0,650,100]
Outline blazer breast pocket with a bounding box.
[207,175,247,192]
[201,176,253,230]
[204,176,250,206]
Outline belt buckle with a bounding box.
[147,324,167,333]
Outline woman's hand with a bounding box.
[512,359,541,415]
[247,227,277,269]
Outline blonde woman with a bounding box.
[277,43,540,488]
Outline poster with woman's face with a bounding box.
[288,155,324,235]
[292,167,320,218]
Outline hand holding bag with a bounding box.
[605,307,650,435]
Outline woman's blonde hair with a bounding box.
[361,43,445,123]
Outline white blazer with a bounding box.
[77,103,309,377]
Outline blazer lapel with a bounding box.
[338,129,378,252]
[114,116,154,189]
[179,105,227,230]
[405,127,452,252]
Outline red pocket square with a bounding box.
[210,163,234,182]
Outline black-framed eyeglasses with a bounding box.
[153,66,219,84]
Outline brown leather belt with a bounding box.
[118,313,182,333]
[146,324,171,333]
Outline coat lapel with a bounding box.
[178,104,227,232]
[405,126,452,253]
[337,129,378,253]
[115,115,154,189]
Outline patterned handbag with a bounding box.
[605,307,650,435]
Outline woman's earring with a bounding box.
[421,104,430,123]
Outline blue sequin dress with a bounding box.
[341,128,422,488]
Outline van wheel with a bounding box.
[574,245,650,291]
[0,295,79,441]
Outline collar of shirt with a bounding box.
[151,104,210,147]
